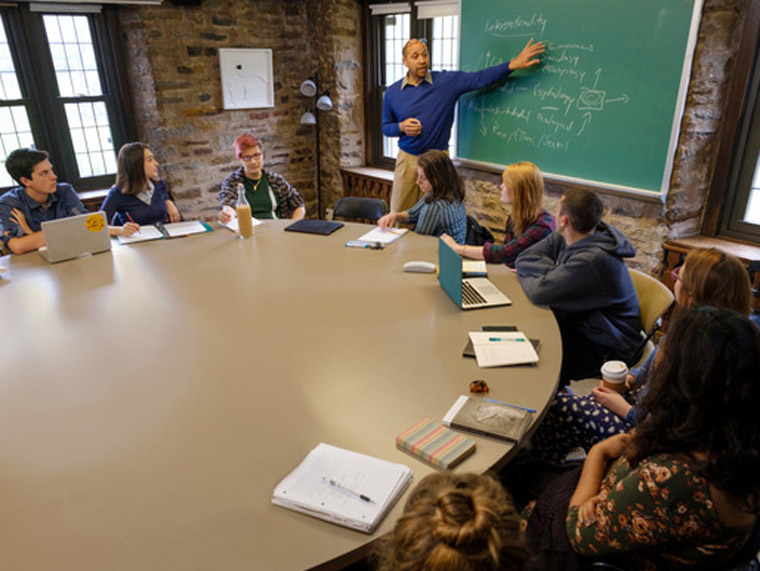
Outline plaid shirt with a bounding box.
[483,209,556,267]
[219,167,304,219]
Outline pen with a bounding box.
[125,212,136,224]
[322,477,375,503]
[483,397,536,413]
[488,337,526,342]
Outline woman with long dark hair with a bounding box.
[101,142,180,228]
[377,149,467,243]
[526,306,760,570]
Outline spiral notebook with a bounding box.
[272,443,412,534]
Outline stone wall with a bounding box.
[116,0,363,221]
[116,0,747,273]
[461,0,750,273]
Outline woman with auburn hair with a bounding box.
[525,306,760,570]
[101,142,180,231]
[530,247,753,463]
[377,149,467,243]
[375,472,530,571]
[218,133,305,222]
[442,161,555,267]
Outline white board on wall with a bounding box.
[219,48,274,110]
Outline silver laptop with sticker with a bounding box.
[39,212,111,263]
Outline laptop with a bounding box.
[39,212,111,263]
[438,237,511,310]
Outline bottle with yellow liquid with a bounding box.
[236,183,253,238]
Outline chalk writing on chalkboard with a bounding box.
[457,0,702,197]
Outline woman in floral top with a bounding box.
[525,306,760,570]
[441,161,555,267]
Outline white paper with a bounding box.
[462,260,487,275]
[163,220,209,237]
[272,443,412,533]
[357,227,408,244]
[468,331,539,368]
[117,225,165,244]
[220,217,263,232]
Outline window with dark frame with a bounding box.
[720,39,760,243]
[366,2,459,168]
[0,5,131,193]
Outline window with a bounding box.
[0,5,131,192]
[720,50,760,241]
[366,2,460,167]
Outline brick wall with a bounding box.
[117,0,363,221]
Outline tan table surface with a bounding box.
[0,220,560,570]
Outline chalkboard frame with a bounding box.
[455,0,705,202]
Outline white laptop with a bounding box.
[438,237,511,310]
[39,212,111,263]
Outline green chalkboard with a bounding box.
[457,0,702,197]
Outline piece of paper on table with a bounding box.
[357,227,408,244]
[117,225,165,244]
[468,331,539,367]
[163,220,209,237]
[221,217,263,232]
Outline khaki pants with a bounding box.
[390,148,422,213]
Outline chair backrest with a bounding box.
[628,269,675,336]
[332,197,388,222]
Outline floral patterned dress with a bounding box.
[566,453,755,570]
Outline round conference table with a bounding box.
[0,219,560,570]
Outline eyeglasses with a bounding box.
[240,154,262,162]
[671,266,682,282]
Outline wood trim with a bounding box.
[702,0,760,235]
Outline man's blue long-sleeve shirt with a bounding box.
[381,63,512,156]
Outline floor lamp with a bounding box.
[300,74,333,219]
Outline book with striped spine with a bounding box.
[395,417,476,470]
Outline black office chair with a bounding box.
[332,197,388,222]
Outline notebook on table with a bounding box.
[272,442,412,534]
[437,238,511,309]
[284,219,344,235]
[39,212,111,263]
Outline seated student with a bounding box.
[441,161,555,267]
[0,148,138,255]
[101,143,180,228]
[375,472,530,571]
[218,134,306,222]
[515,188,641,384]
[377,150,467,243]
[524,306,760,570]
[530,247,754,463]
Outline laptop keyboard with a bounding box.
[462,280,487,306]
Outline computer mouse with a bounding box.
[403,260,436,273]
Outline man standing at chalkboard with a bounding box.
[382,38,545,213]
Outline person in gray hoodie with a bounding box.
[515,188,641,384]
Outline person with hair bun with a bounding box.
[525,306,760,570]
[442,161,555,268]
[377,149,468,243]
[375,472,530,571]
[218,133,305,222]
[530,247,754,463]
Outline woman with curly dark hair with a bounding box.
[525,306,760,570]
[375,472,530,570]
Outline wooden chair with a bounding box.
[628,268,675,369]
